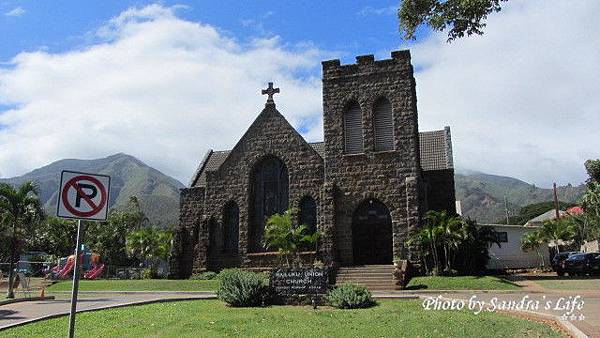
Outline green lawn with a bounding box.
[406,275,520,290]
[3,299,564,338]
[529,277,600,290]
[46,279,219,292]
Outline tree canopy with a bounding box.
[408,210,498,275]
[0,181,43,298]
[398,0,507,41]
[496,201,576,225]
[585,159,600,184]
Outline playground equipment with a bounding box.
[83,263,105,279]
[46,246,105,280]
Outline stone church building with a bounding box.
[170,50,455,278]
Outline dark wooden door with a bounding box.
[352,200,393,265]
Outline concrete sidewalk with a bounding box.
[0,292,216,330]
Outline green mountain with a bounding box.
[2,154,586,226]
[0,153,184,226]
[455,170,586,223]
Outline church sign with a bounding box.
[270,267,329,296]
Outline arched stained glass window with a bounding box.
[249,156,289,252]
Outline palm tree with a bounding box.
[262,209,320,267]
[408,211,444,275]
[0,181,43,298]
[456,219,500,274]
[540,219,575,254]
[126,226,172,274]
[521,231,545,269]
[437,213,465,272]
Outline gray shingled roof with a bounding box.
[419,127,453,171]
[525,209,567,226]
[190,129,453,187]
[190,150,231,187]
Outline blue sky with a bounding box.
[0,1,598,188]
[0,1,419,63]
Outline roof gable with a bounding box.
[190,104,322,187]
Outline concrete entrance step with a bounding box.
[335,265,397,291]
[336,277,396,283]
[337,271,394,276]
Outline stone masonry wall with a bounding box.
[169,186,204,278]
[201,104,326,270]
[322,50,422,265]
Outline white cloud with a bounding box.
[4,6,25,17]
[0,5,324,184]
[412,0,600,187]
[1,1,597,189]
[357,5,397,17]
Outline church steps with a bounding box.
[335,271,392,277]
[335,277,395,283]
[337,266,394,273]
[334,265,397,291]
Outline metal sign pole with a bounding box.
[68,219,83,338]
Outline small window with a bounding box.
[299,196,317,234]
[222,202,239,253]
[373,98,394,151]
[495,232,508,243]
[208,219,218,254]
[344,103,363,154]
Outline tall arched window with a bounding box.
[249,156,289,252]
[222,202,239,253]
[344,102,363,154]
[374,98,394,151]
[208,218,218,255]
[299,196,317,234]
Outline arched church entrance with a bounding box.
[352,199,393,265]
[249,155,289,252]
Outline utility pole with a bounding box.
[504,195,510,224]
[6,221,17,299]
[553,183,560,220]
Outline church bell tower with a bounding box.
[320,50,422,265]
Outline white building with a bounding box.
[485,224,550,270]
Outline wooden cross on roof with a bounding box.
[261,82,280,104]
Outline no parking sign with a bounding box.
[57,171,110,221]
[56,170,110,338]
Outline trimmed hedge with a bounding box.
[326,283,375,309]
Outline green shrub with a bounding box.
[190,271,218,280]
[141,268,154,279]
[326,283,375,309]
[217,270,269,307]
[216,268,243,280]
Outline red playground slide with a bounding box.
[57,258,75,279]
[84,264,105,279]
